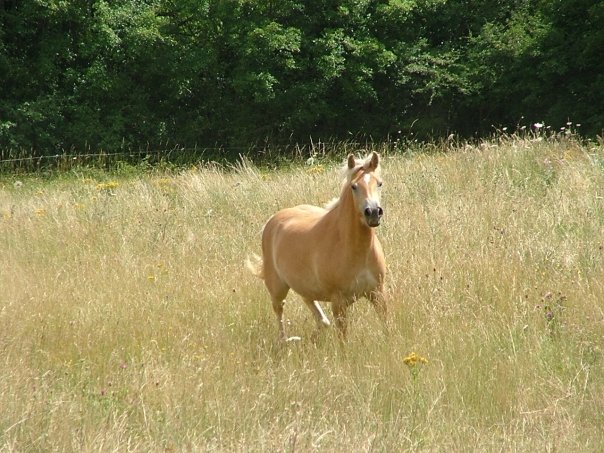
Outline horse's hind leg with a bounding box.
[264,273,290,342]
[303,299,331,332]
[271,296,287,342]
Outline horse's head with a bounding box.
[347,152,383,228]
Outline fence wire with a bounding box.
[0,141,385,172]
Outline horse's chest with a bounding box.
[349,268,379,295]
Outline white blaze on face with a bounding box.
[364,173,381,207]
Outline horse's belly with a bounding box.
[287,267,379,302]
[277,260,330,301]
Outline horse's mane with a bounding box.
[325,153,381,211]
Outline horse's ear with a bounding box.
[368,151,380,170]
[347,154,356,169]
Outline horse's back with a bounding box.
[264,204,326,237]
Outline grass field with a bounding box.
[1,137,603,451]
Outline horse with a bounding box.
[247,151,387,341]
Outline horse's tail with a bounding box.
[245,253,264,280]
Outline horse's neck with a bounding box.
[327,187,374,249]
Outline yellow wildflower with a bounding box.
[305,164,325,175]
[96,181,120,191]
[154,178,174,187]
[403,352,428,368]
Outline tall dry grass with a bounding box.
[1,138,603,451]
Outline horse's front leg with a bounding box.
[331,297,351,339]
[369,288,389,332]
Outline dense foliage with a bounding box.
[1,0,603,156]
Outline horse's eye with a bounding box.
[377,181,383,188]
[351,183,358,191]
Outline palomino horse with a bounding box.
[247,151,386,341]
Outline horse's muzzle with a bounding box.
[364,206,383,227]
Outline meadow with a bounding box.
[1,137,603,451]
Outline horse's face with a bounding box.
[349,152,383,228]
[351,172,383,227]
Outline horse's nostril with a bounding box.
[364,207,372,217]
[377,207,384,217]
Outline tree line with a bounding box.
[1,0,602,158]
